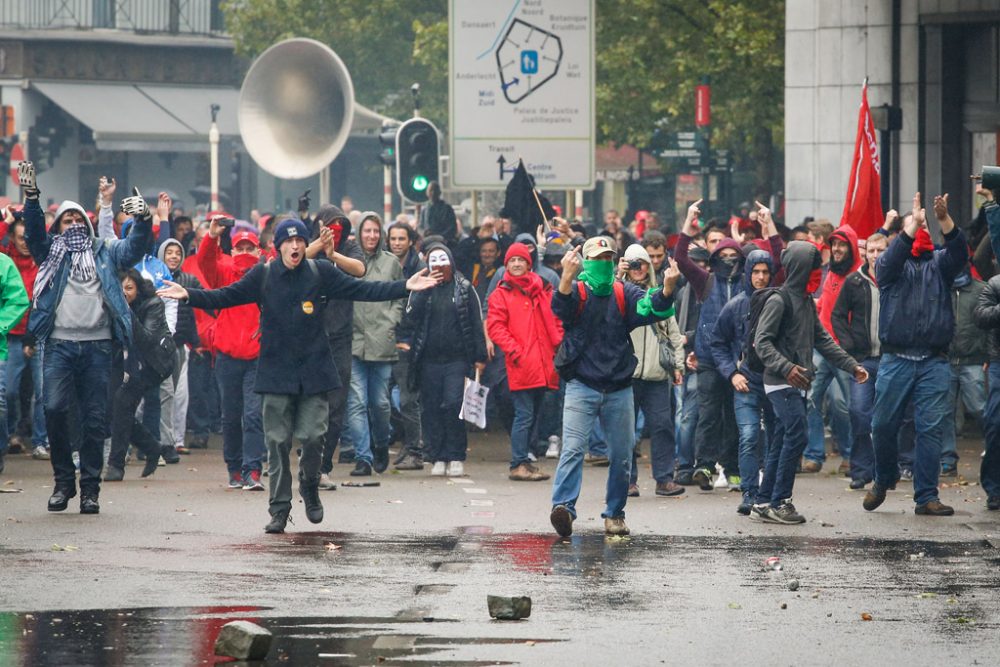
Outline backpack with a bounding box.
[553,280,626,380]
[741,287,793,374]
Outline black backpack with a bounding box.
[741,287,793,374]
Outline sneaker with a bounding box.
[674,470,694,486]
[988,496,1000,511]
[394,454,424,471]
[508,463,550,481]
[736,495,752,516]
[914,500,954,516]
[692,467,714,491]
[764,502,806,524]
[627,484,640,497]
[527,452,538,463]
[655,481,685,497]
[545,436,560,459]
[863,484,890,511]
[748,503,769,521]
[431,461,447,476]
[350,460,373,477]
[318,473,338,490]
[264,511,290,534]
[584,453,609,466]
[104,465,125,482]
[446,461,464,477]
[550,504,574,537]
[727,474,741,491]
[800,459,822,473]
[161,446,180,464]
[899,468,913,482]
[243,470,265,491]
[604,517,630,536]
[940,464,958,478]
[228,471,244,489]
[175,445,191,455]
[372,446,390,474]
[31,446,50,460]
[7,435,25,454]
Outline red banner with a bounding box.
[695,84,711,128]
[839,82,883,238]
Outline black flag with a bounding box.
[499,160,556,238]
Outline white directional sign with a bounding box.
[449,0,595,189]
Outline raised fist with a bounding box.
[121,190,150,219]
[17,161,36,190]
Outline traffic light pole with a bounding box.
[384,165,392,222]
[209,104,220,212]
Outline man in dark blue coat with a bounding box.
[159,218,440,533]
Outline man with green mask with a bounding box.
[549,236,681,537]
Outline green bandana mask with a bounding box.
[578,259,616,296]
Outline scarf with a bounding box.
[577,259,615,296]
[504,269,544,300]
[33,224,96,301]
[911,229,935,257]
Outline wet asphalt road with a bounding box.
[1,433,999,666]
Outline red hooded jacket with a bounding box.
[817,224,862,341]
[0,220,38,337]
[197,234,260,360]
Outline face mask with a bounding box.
[428,249,453,283]
[807,268,823,293]
[233,253,258,273]
[327,222,344,250]
[911,228,934,257]
[718,255,740,277]
[578,259,615,296]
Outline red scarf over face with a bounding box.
[911,228,934,257]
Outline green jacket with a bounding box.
[949,277,988,366]
[0,253,30,361]
[352,249,404,361]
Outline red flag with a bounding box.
[840,82,883,238]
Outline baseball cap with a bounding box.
[232,229,260,248]
[582,236,616,259]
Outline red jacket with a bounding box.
[486,272,563,391]
[0,220,37,336]
[197,234,260,360]
[817,224,862,341]
[182,250,217,353]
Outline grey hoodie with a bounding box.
[754,241,856,387]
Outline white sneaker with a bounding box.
[32,446,50,460]
[446,461,464,477]
[545,436,560,459]
[431,461,446,476]
[318,473,337,490]
[527,452,538,462]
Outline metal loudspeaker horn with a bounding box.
[238,38,355,180]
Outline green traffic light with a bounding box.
[412,175,429,192]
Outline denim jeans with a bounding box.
[551,380,634,519]
[733,383,774,500]
[510,387,546,468]
[981,363,1000,498]
[186,349,220,436]
[42,339,112,494]
[215,353,265,476]
[347,358,393,466]
[871,354,950,506]
[941,364,986,467]
[588,419,608,457]
[693,367,738,474]
[419,360,468,463]
[848,358,879,482]
[538,380,564,442]
[5,334,46,448]
[630,379,676,485]
[805,351,852,464]
[758,387,808,506]
[675,372,698,474]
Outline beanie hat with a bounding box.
[504,242,533,268]
[273,218,308,249]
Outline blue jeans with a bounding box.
[5,335,46,448]
[186,350,220,436]
[941,364,986,467]
[758,387,808,506]
[551,380,634,519]
[981,363,1000,498]
[538,381,564,442]
[510,387,547,468]
[733,383,774,500]
[347,358,393,465]
[871,354,950,506]
[215,353,265,476]
[848,358,879,482]
[675,372,698,473]
[42,339,112,493]
[588,419,608,457]
[805,351,852,464]
[630,379,676,484]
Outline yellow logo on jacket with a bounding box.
[302,301,314,315]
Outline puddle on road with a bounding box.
[0,605,556,666]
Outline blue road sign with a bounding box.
[520,50,538,74]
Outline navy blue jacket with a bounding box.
[876,226,968,357]
[709,249,775,384]
[552,280,674,393]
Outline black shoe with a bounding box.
[80,495,100,515]
[737,501,752,516]
[104,465,125,482]
[264,511,289,534]
[863,484,890,511]
[988,496,1000,511]
[915,500,954,516]
[692,467,714,491]
[373,446,389,474]
[299,483,324,524]
[550,504,573,537]
[674,470,694,486]
[47,487,76,512]
[849,478,870,490]
[161,446,180,464]
[141,452,159,478]
[338,449,356,464]
[350,460,372,477]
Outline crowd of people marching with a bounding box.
[2,159,999,536]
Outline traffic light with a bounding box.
[395,118,439,203]
[28,130,53,173]
[378,123,399,167]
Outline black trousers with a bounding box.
[107,366,164,470]
[693,366,739,475]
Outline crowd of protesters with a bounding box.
[2,160,999,536]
